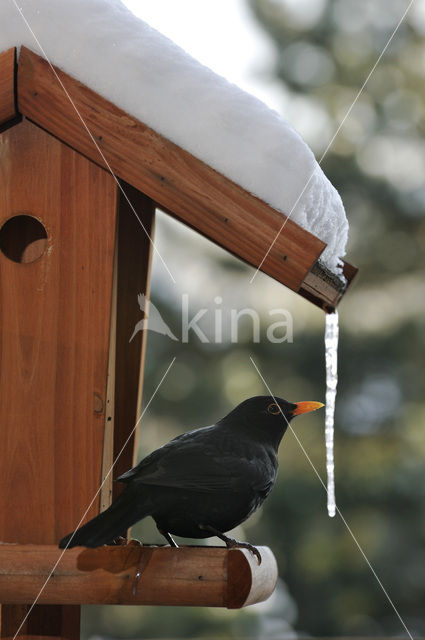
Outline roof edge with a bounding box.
[10,45,357,309]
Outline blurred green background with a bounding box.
[82,0,425,637]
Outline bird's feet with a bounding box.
[199,524,262,565]
[157,527,179,548]
[110,536,143,546]
[223,537,262,565]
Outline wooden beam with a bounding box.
[99,229,118,514]
[0,545,277,610]
[113,184,155,495]
[0,604,80,640]
[299,259,358,312]
[96,183,156,524]
[17,46,327,296]
[99,186,155,511]
[0,119,118,638]
[0,48,20,131]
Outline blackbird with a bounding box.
[59,396,323,557]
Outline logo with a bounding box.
[130,293,293,344]
[129,294,178,342]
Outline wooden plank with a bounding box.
[0,118,117,540]
[100,186,155,513]
[0,119,118,638]
[113,184,155,496]
[0,545,277,609]
[0,604,80,640]
[17,46,325,294]
[99,231,118,513]
[0,48,18,128]
[99,185,154,511]
[299,259,358,312]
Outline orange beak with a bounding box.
[292,401,324,416]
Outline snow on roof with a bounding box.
[1,0,348,273]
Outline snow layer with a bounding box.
[1,0,348,271]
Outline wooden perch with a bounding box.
[0,544,277,609]
[0,48,20,130]
[15,46,356,308]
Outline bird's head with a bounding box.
[220,395,324,447]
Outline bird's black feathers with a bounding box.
[117,425,275,494]
[58,395,319,549]
[58,486,152,548]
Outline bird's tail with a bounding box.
[58,488,149,549]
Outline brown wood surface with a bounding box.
[0,119,118,637]
[0,48,17,127]
[99,185,155,513]
[0,604,80,640]
[17,46,326,295]
[299,259,358,312]
[0,545,277,609]
[113,184,155,495]
[99,236,117,514]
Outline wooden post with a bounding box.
[0,119,118,638]
[113,183,155,492]
[99,184,155,510]
[99,182,155,515]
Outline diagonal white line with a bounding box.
[249,356,414,640]
[249,0,415,284]
[12,357,176,640]
[11,0,176,284]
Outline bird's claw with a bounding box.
[110,535,127,545]
[199,525,261,565]
[225,537,262,565]
[110,536,143,546]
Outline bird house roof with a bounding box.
[0,0,357,310]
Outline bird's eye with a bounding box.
[267,403,281,415]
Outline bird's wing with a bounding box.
[117,428,274,494]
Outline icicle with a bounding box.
[325,311,339,517]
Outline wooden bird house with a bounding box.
[0,45,356,639]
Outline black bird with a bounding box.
[59,396,323,557]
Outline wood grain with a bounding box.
[113,184,155,494]
[99,185,155,514]
[0,118,117,542]
[0,545,277,609]
[0,604,80,640]
[0,48,17,127]
[17,46,325,294]
[299,259,358,312]
[99,232,118,513]
[0,119,118,638]
[227,545,278,608]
